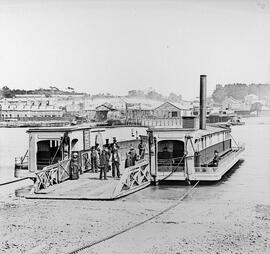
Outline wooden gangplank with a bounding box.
[25,160,151,200]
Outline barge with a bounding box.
[14,75,244,199]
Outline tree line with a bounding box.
[212,83,270,103]
[0,86,183,103]
[0,86,83,98]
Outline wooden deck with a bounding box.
[25,173,121,200]
[25,160,152,200]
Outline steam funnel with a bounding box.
[199,75,207,130]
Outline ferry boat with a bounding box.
[147,75,244,183]
[14,75,244,197]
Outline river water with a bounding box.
[0,117,269,202]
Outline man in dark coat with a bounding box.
[125,152,133,168]
[99,145,110,180]
[70,152,80,180]
[211,150,220,167]
[129,145,137,166]
[112,148,120,178]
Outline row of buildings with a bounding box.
[1,92,269,124]
[0,93,196,125]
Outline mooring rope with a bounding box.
[0,177,28,187]
[66,180,200,254]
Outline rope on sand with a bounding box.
[66,180,200,254]
[0,177,28,186]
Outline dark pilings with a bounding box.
[200,75,207,130]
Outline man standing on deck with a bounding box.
[111,137,119,151]
[99,145,110,180]
[112,148,120,178]
[138,139,146,159]
[129,145,137,166]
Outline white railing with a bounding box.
[80,150,91,172]
[34,159,70,193]
[111,159,151,199]
[140,118,182,127]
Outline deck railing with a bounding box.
[80,150,91,172]
[111,159,150,199]
[34,159,70,192]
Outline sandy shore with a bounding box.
[0,185,269,254]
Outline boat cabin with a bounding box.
[148,116,235,182]
[15,125,148,177]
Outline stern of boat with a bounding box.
[189,145,245,181]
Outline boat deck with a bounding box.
[25,172,121,200]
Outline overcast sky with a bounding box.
[0,0,270,99]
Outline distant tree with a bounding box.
[212,85,226,103]
[1,86,14,98]
[147,90,163,100]
[211,83,270,103]
[168,92,182,102]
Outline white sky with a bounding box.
[0,0,270,99]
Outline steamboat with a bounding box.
[14,75,244,199]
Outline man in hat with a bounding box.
[99,145,110,180]
[211,150,220,167]
[111,137,120,151]
[112,147,120,178]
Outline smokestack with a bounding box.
[199,75,207,130]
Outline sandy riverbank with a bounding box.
[0,185,269,254]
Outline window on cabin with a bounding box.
[172,111,178,117]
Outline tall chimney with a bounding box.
[199,75,207,130]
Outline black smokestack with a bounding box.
[199,75,207,130]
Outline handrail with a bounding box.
[34,158,71,192]
[111,159,150,198]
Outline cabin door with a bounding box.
[36,140,62,170]
[157,140,185,173]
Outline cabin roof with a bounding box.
[151,125,228,138]
[27,124,147,133]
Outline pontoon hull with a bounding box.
[155,148,244,182]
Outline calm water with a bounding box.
[0,117,269,203]
[0,128,28,182]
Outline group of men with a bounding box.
[91,137,120,180]
[91,137,146,180]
